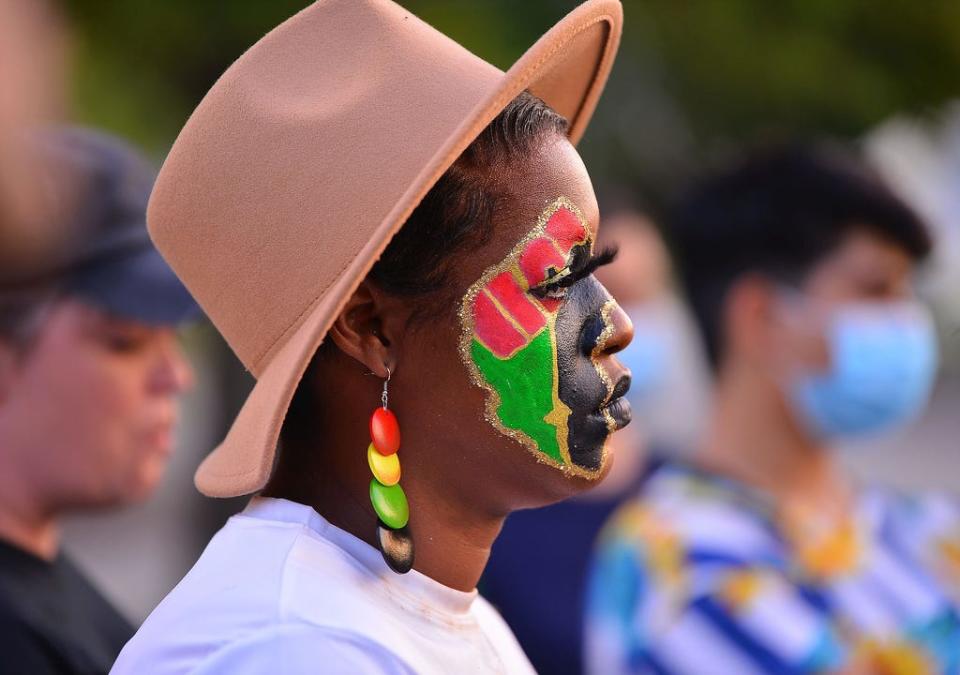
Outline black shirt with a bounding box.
[0,538,133,675]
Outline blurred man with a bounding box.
[482,207,706,675]
[585,144,960,674]
[0,128,197,674]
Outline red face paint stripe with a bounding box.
[473,290,527,357]
[518,237,567,288]
[545,206,588,250]
[470,201,591,360]
[487,271,546,335]
[537,296,562,313]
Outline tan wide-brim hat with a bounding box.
[149,0,623,497]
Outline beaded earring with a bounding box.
[367,367,414,573]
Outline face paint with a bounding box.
[555,281,629,471]
[592,299,619,434]
[459,197,611,478]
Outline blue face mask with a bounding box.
[618,303,671,404]
[788,301,938,440]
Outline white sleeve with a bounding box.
[190,624,415,675]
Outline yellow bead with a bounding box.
[367,442,401,486]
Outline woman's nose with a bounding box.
[598,300,634,357]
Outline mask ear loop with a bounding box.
[367,365,414,573]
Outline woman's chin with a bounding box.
[502,428,618,509]
[535,441,616,505]
[569,441,616,488]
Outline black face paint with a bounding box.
[555,271,631,470]
[460,197,627,477]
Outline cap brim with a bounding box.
[195,0,622,497]
[69,245,202,326]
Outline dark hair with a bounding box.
[670,142,932,369]
[368,91,568,300]
[280,92,568,446]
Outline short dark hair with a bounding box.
[281,92,568,446]
[670,142,932,369]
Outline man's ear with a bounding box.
[723,275,779,368]
[327,279,397,378]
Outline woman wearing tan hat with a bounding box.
[114,0,629,672]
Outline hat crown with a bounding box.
[148,0,501,373]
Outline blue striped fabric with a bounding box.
[584,460,960,674]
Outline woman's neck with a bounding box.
[698,365,852,521]
[397,478,504,592]
[264,450,503,593]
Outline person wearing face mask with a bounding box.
[585,144,960,674]
[480,205,708,675]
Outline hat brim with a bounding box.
[195,0,623,497]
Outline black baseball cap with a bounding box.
[6,126,200,325]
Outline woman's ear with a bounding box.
[327,280,395,378]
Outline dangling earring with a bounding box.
[367,367,414,573]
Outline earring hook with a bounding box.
[381,366,391,409]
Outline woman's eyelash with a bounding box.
[529,245,619,301]
[533,245,619,294]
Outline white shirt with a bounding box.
[111,497,533,674]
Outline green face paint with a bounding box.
[470,328,563,462]
[459,197,597,475]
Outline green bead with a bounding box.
[369,479,409,529]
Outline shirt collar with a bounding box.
[241,496,479,616]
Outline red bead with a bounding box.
[369,407,400,455]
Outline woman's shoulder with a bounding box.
[189,624,415,675]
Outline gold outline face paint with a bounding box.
[458,196,609,479]
[592,299,620,435]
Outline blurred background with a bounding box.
[10,0,958,623]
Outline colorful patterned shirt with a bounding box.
[585,459,960,675]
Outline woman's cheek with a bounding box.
[458,197,601,477]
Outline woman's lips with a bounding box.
[602,396,632,430]
[592,374,632,431]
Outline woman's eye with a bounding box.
[534,284,568,301]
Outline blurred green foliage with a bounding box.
[63,0,960,202]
